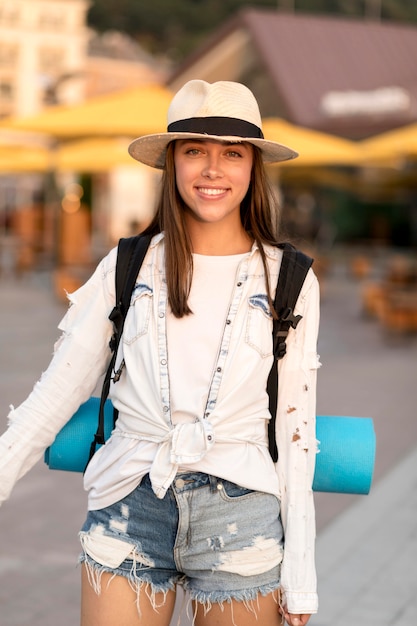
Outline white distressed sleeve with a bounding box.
[0,249,117,506]
[276,269,321,614]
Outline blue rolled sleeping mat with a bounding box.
[44,398,376,495]
[313,415,375,494]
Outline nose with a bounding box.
[201,153,223,179]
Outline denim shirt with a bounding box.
[0,233,320,614]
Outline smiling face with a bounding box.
[173,139,253,232]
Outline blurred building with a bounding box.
[0,0,90,118]
[86,30,169,98]
[0,1,170,118]
[168,8,417,140]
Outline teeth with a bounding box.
[198,187,225,196]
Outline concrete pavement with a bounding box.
[0,254,416,625]
[311,443,417,626]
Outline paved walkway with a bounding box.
[312,443,417,626]
[0,256,416,625]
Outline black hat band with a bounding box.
[168,116,264,139]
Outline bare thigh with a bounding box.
[194,590,282,626]
[80,564,176,626]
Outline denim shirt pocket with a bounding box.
[245,293,273,358]
[122,283,153,344]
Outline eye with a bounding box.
[226,149,243,158]
[178,141,204,156]
[224,143,250,158]
[185,147,202,156]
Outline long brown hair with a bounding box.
[143,142,281,318]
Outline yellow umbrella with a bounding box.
[56,119,363,173]
[361,122,417,162]
[1,84,173,139]
[263,118,363,166]
[0,144,51,173]
[56,137,134,172]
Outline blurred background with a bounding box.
[0,1,416,625]
[1,0,417,319]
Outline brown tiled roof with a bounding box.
[168,9,417,139]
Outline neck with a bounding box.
[186,222,253,255]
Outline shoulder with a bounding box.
[100,233,164,281]
[262,243,319,294]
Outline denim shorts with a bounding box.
[79,472,284,609]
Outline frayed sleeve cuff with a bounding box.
[281,590,318,615]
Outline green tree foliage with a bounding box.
[87,1,417,60]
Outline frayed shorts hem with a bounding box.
[79,553,181,611]
[79,552,281,604]
[184,579,281,606]
[80,552,281,622]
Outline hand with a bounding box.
[279,606,312,626]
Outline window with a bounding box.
[38,47,66,75]
[38,10,65,30]
[0,44,18,67]
[0,80,13,100]
[0,2,19,26]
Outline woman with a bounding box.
[0,80,320,626]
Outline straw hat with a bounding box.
[128,80,298,168]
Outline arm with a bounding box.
[0,249,117,506]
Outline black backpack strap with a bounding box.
[267,243,313,462]
[86,234,152,467]
[109,235,152,357]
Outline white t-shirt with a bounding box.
[167,253,247,427]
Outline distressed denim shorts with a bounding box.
[79,472,284,609]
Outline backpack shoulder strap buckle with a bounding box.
[278,306,303,329]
